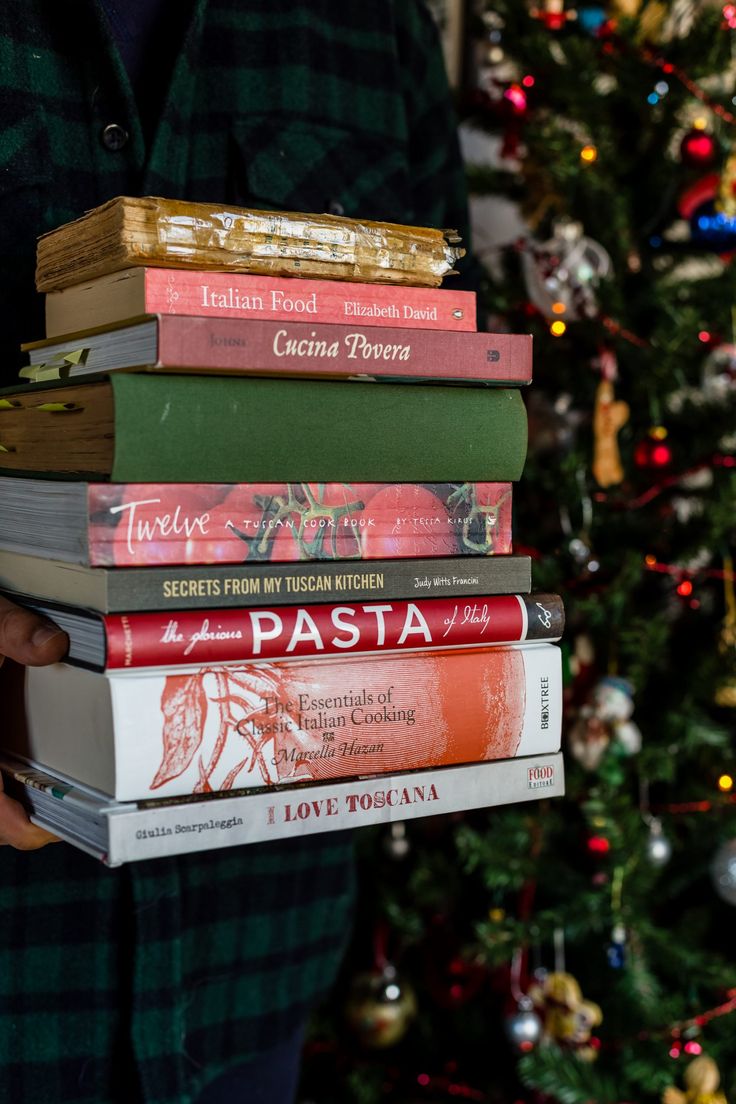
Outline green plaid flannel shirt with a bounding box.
[0,2,469,1101]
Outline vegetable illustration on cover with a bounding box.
[96,481,512,567]
[152,650,530,793]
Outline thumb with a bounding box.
[0,595,68,667]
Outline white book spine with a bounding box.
[23,645,563,801]
[105,753,565,865]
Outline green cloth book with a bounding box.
[0,374,527,482]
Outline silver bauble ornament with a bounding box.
[645,818,672,867]
[711,839,736,906]
[701,342,736,401]
[504,995,542,1052]
[521,219,612,322]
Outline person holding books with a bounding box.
[0,2,472,1103]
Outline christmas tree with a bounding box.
[299,3,736,1101]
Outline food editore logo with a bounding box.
[527,764,555,789]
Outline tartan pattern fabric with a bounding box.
[0,2,469,1101]
[0,836,355,1103]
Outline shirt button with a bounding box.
[101,123,129,151]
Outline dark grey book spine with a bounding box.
[103,556,533,612]
[520,594,565,641]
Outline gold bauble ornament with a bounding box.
[344,966,417,1049]
[610,0,644,15]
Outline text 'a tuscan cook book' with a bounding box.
[0,478,514,565]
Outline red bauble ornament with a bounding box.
[680,129,718,169]
[634,428,673,470]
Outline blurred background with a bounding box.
[298,3,736,1101]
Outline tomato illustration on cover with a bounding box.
[87,482,513,566]
[151,649,527,794]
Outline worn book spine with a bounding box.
[0,552,533,613]
[0,376,529,482]
[22,644,563,801]
[35,195,464,292]
[44,268,477,336]
[26,316,532,385]
[13,754,565,865]
[101,594,564,670]
[84,481,512,566]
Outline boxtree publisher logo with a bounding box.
[527,763,555,790]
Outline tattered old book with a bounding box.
[35,197,465,293]
[0,375,528,483]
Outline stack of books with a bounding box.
[0,197,564,865]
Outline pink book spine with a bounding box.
[108,644,563,799]
[143,269,476,331]
[155,316,533,384]
[102,593,564,669]
[86,482,513,567]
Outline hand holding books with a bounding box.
[0,594,67,848]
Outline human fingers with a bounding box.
[0,594,68,667]
[0,773,59,849]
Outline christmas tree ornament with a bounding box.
[717,150,736,217]
[702,342,736,399]
[678,172,736,249]
[529,0,577,30]
[505,995,543,1052]
[383,821,410,860]
[606,922,627,968]
[645,817,673,867]
[520,219,612,321]
[610,0,643,15]
[578,5,608,33]
[528,970,603,1060]
[715,681,736,707]
[662,1054,728,1104]
[593,377,630,488]
[559,475,600,576]
[568,677,642,770]
[344,964,418,1049]
[715,559,736,704]
[634,427,673,470]
[505,947,542,1053]
[710,839,736,905]
[679,128,718,168]
[568,632,599,703]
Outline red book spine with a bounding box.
[86,482,513,567]
[155,316,533,384]
[103,593,564,669]
[143,269,477,331]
